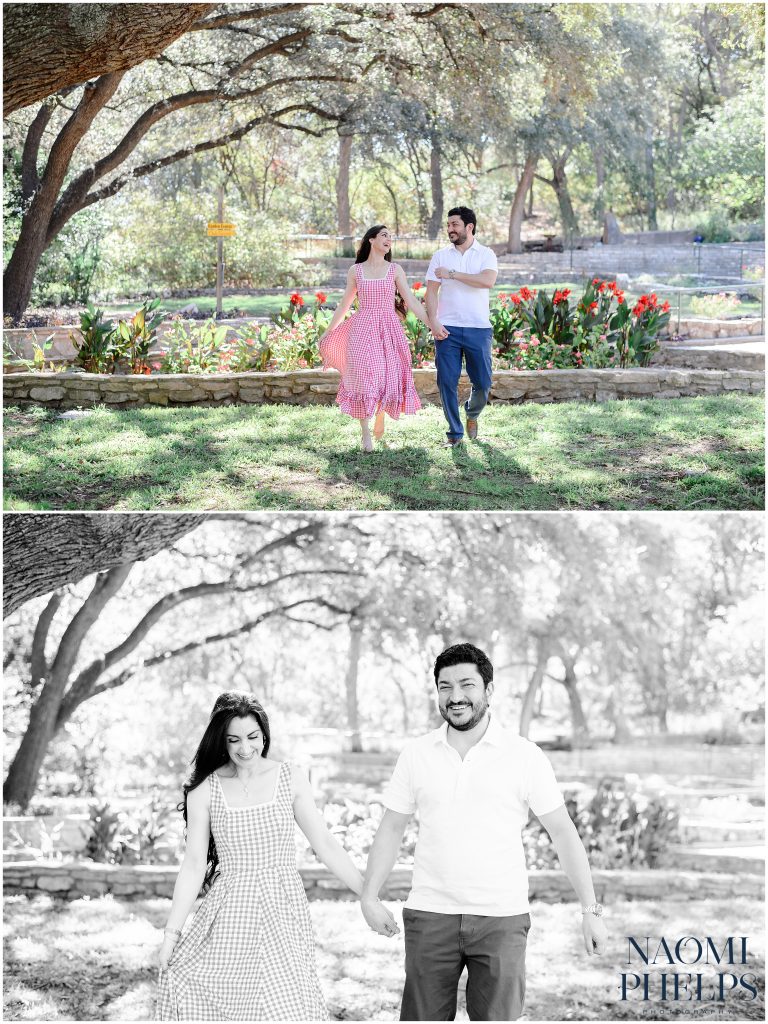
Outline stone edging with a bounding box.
[3,366,764,411]
[4,861,761,902]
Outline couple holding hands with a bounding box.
[157,643,606,1022]
[320,206,499,450]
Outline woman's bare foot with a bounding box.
[360,419,374,452]
[373,409,386,440]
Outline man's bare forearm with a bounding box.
[362,811,408,900]
[449,271,497,288]
[550,820,597,906]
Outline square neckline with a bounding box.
[358,262,393,282]
[214,761,283,810]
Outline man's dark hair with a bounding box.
[434,643,493,688]
[447,206,477,235]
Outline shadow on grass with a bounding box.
[3,395,764,511]
[3,894,764,1021]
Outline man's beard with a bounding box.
[440,694,489,731]
[449,229,467,246]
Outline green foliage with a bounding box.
[96,193,318,297]
[114,299,165,373]
[84,801,123,862]
[158,318,231,373]
[18,208,106,309]
[231,323,273,371]
[490,282,670,370]
[689,292,743,319]
[70,304,116,373]
[525,779,680,870]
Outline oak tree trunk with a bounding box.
[4,513,203,617]
[3,3,215,115]
[551,157,580,238]
[507,152,538,253]
[519,637,549,737]
[336,133,353,241]
[427,139,444,239]
[345,616,364,752]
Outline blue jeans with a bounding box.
[435,326,493,439]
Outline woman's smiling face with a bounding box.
[225,714,264,765]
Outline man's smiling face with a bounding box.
[436,662,491,731]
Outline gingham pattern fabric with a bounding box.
[157,762,328,1021]
[319,262,421,419]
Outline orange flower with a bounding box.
[290,292,304,306]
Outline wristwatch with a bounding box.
[582,903,604,917]
[449,269,456,279]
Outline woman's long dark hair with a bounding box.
[178,691,271,892]
[356,224,408,319]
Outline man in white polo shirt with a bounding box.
[425,207,498,445]
[361,642,607,1021]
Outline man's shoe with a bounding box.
[466,418,478,440]
[442,436,463,447]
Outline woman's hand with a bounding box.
[158,931,179,969]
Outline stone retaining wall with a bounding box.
[4,861,761,902]
[4,366,763,411]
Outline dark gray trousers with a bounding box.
[400,909,531,1021]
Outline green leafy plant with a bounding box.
[523,779,680,870]
[689,292,742,319]
[114,298,164,373]
[231,323,274,371]
[159,318,230,373]
[84,801,123,863]
[69,304,115,373]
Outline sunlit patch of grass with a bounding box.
[3,394,763,511]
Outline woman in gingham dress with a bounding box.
[157,692,367,1020]
[320,224,435,451]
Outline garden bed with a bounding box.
[3,366,763,411]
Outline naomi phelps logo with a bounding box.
[620,936,759,1011]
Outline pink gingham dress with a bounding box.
[157,763,328,1021]
[319,262,421,419]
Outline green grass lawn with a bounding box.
[103,284,764,322]
[3,396,763,511]
[3,894,764,1020]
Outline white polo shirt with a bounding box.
[381,717,564,915]
[425,239,498,329]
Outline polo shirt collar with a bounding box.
[433,712,501,747]
[452,238,479,255]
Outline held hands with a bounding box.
[361,895,400,938]
[582,913,607,956]
[430,320,449,341]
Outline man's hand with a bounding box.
[431,320,449,340]
[361,895,400,937]
[434,266,451,279]
[582,913,607,956]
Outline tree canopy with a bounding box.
[4,512,763,810]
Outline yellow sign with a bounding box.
[207,222,236,237]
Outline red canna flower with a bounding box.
[662,300,670,313]
[413,281,423,290]
[510,294,522,306]
[589,302,598,312]
[290,292,304,306]
[315,291,327,304]
[519,286,534,301]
